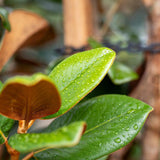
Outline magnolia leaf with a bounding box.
[0,8,11,31]
[8,121,86,153]
[108,61,138,85]
[35,95,152,160]
[0,114,14,144]
[0,73,61,121]
[0,10,55,71]
[88,38,139,85]
[45,47,116,118]
[0,80,14,144]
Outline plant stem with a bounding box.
[22,152,34,160]
[17,120,34,133]
[5,141,20,160]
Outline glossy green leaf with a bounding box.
[0,114,14,144]
[0,8,11,31]
[88,38,139,85]
[45,47,116,118]
[35,95,152,160]
[97,155,108,160]
[9,121,86,153]
[108,61,138,85]
[0,73,61,121]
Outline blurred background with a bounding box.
[0,0,158,160]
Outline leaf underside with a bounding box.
[0,73,61,121]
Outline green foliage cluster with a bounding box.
[0,48,152,159]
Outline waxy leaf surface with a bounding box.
[88,38,138,85]
[108,61,138,85]
[0,114,14,144]
[46,48,116,118]
[35,95,152,160]
[9,121,86,153]
[0,73,61,121]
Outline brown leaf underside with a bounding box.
[0,80,61,121]
[0,10,56,71]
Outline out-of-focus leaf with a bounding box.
[0,73,61,121]
[88,37,103,48]
[45,56,67,74]
[108,61,138,85]
[117,51,144,70]
[35,95,152,160]
[9,121,86,153]
[45,48,116,118]
[0,8,11,31]
[0,9,56,71]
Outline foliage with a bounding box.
[0,8,11,31]
[34,95,152,160]
[0,48,152,160]
[88,38,139,85]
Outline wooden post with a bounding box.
[63,0,94,48]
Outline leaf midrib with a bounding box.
[58,53,111,93]
[84,109,148,134]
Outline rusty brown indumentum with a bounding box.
[0,10,55,71]
[5,141,20,160]
[0,76,61,159]
[0,80,61,122]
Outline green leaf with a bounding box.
[35,95,152,160]
[97,155,108,160]
[0,8,11,31]
[8,121,86,153]
[0,114,14,144]
[45,47,116,118]
[45,56,67,74]
[0,81,3,92]
[108,61,138,85]
[88,37,103,48]
[88,38,139,85]
[116,51,144,70]
[0,73,61,121]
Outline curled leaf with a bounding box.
[0,73,61,121]
[0,9,55,71]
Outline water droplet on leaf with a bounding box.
[114,137,121,143]
[134,124,138,130]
